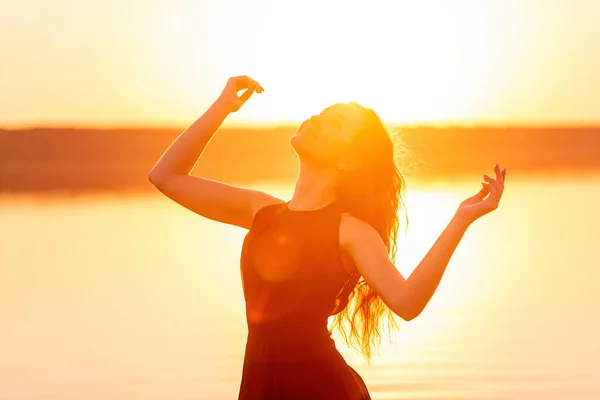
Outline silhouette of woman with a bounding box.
[148,76,506,399]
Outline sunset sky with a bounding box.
[2,0,600,128]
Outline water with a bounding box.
[1,175,599,399]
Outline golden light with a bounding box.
[149,1,516,126]
[2,0,600,127]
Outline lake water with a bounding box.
[1,174,599,400]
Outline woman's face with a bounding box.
[290,103,368,169]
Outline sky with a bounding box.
[2,0,600,128]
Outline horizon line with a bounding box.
[2,120,600,131]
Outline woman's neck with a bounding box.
[288,162,338,210]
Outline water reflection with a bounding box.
[1,175,599,399]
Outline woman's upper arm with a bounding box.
[340,214,416,321]
[149,173,284,229]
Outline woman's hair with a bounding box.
[330,103,411,363]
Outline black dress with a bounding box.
[238,200,371,400]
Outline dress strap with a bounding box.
[247,201,287,238]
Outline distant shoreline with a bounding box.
[3,122,600,132]
[1,126,599,193]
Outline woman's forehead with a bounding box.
[321,103,367,124]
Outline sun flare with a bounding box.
[153,1,513,126]
[3,0,600,127]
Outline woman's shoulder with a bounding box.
[247,193,286,230]
[339,213,379,250]
[250,192,286,214]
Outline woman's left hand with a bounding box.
[456,164,506,223]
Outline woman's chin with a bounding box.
[290,134,313,157]
[289,132,305,147]
[289,134,301,152]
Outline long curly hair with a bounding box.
[329,104,411,363]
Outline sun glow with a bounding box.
[150,1,518,126]
[3,0,600,127]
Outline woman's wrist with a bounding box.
[452,209,475,229]
[211,97,234,116]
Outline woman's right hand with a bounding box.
[456,164,506,224]
[217,75,264,113]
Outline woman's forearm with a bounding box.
[149,99,230,180]
[406,212,472,318]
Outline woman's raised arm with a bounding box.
[148,76,284,229]
[341,164,506,320]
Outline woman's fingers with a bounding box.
[233,75,264,93]
[481,182,500,209]
[482,181,499,197]
[483,175,503,193]
[494,164,502,184]
[494,164,506,187]
[238,88,255,104]
[486,164,506,188]
[252,79,265,93]
[475,185,489,198]
[245,78,263,93]
[469,165,506,214]
[220,75,263,113]
[478,185,489,195]
[229,75,263,107]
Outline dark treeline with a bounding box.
[0,125,598,192]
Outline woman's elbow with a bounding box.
[148,171,160,186]
[395,304,419,321]
[148,169,171,187]
[393,290,421,321]
[400,307,421,322]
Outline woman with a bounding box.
[148,76,507,399]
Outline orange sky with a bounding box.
[2,0,600,128]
